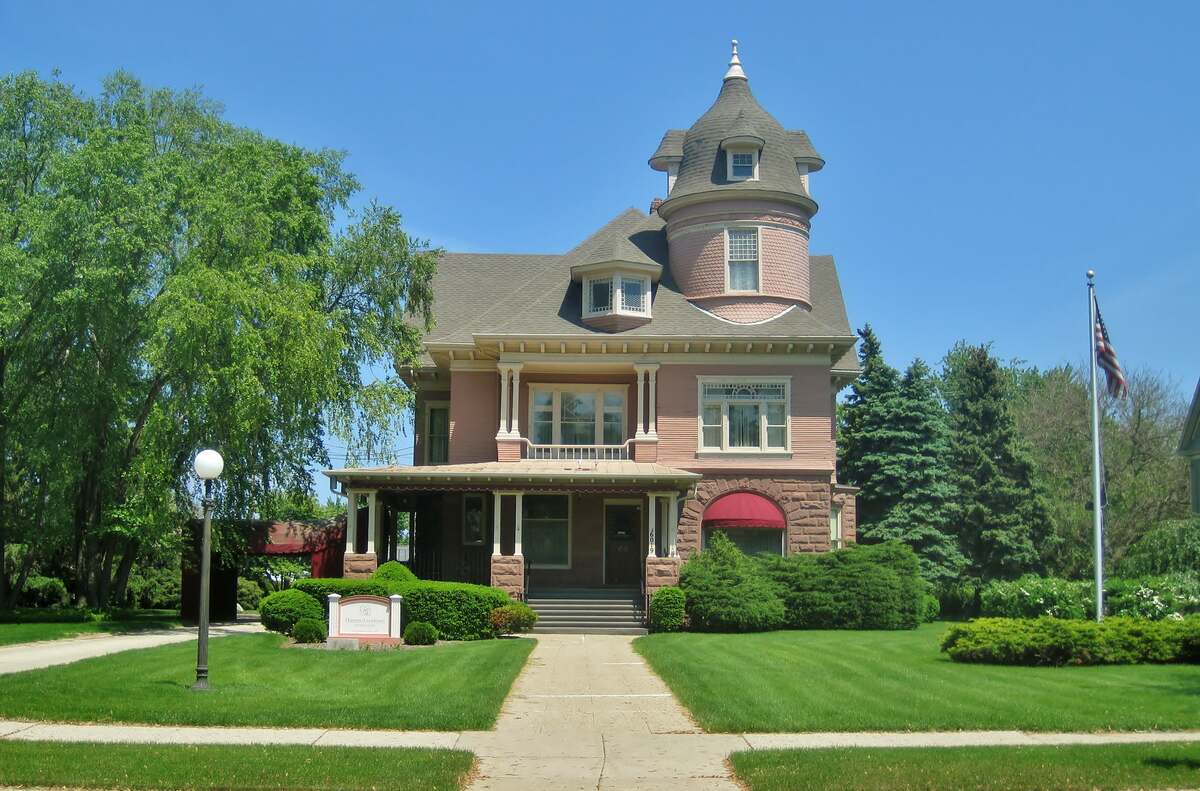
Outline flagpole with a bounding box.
[1087,270,1104,622]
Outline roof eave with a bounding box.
[657,188,818,221]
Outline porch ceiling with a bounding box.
[323,460,702,491]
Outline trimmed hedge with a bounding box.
[649,586,686,632]
[291,578,390,602]
[680,532,786,632]
[404,621,439,645]
[397,581,511,641]
[490,603,538,635]
[372,561,418,584]
[941,616,1200,666]
[291,617,327,644]
[259,588,323,636]
[237,578,263,611]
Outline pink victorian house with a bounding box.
[325,44,859,633]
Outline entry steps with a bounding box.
[527,587,647,635]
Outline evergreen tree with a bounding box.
[864,360,966,586]
[838,325,902,526]
[944,344,1050,580]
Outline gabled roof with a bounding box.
[1181,379,1200,456]
[421,208,857,349]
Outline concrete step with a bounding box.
[531,625,648,635]
[529,602,642,612]
[536,615,644,625]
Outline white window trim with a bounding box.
[423,400,450,465]
[830,504,844,549]
[528,383,628,446]
[726,148,760,182]
[524,493,573,570]
[724,226,762,295]
[462,492,487,546]
[695,375,792,454]
[582,273,652,318]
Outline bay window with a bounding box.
[697,378,790,453]
[528,385,626,446]
[583,274,651,318]
[524,495,571,569]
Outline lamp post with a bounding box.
[192,448,224,691]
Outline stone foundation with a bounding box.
[644,556,680,599]
[342,552,378,579]
[490,554,525,600]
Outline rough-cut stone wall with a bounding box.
[645,557,680,598]
[342,552,378,579]
[490,554,525,600]
[678,475,833,560]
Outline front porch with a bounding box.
[326,460,700,604]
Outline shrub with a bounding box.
[1118,517,1200,576]
[404,621,439,645]
[398,581,511,641]
[980,576,1091,620]
[489,603,538,635]
[650,586,686,632]
[1106,575,1200,620]
[291,617,327,644]
[16,576,69,608]
[680,532,785,632]
[0,607,92,624]
[292,578,390,603]
[237,578,263,611]
[938,580,980,619]
[372,561,418,584]
[920,592,941,623]
[941,616,1200,666]
[259,588,323,636]
[124,565,181,610]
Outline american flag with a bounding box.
[1093,296,1128,398]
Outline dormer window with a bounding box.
[621,277,646,312]
[726,228,760,292]
[588,277,613,313]
[729,151,758,180]
[583,273,650,318]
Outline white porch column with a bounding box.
[647,366,659,438]
[344,489,356,553]
[509,365,523,438]
[647,493,657,558]
[634,365,648,438]
[668,492,679,557]
[366,490,378,555]
[514,492,524,557]
[492,491,503,556]
[497,366,511,438]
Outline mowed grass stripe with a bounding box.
[0,741,474,791]
[0,632,533,731]
[634,625,1200,732]
[730,743,1200,791]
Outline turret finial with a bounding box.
[724,39,747,81]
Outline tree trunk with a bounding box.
[110,537,139,607]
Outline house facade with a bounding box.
[324,43,861,615]
[1181,379,1200,514]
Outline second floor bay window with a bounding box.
[530,385,626,446]
[698,378,790,453]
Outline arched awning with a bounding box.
[702,492,786,529]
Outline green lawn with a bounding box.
[0,632,533,730]
[0,611,181,646]
[634,624,1200,732]
[0,740,473,790]
[730,744,1200,791]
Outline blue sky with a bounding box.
[6,0,1198,474]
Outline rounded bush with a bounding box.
[372,561,418,584]
[941,616,1200,666]
[680,533,785,632]
[259,588,323,636]
[18,576,69,608]
[920,592,941,623]
[237,578,263,611]
[291,617,326,644]
[650,586,686,632]
[404,620,439,645]
[489,603,538,635]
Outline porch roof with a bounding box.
[323,460,702,490]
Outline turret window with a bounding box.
[726,228,761,292]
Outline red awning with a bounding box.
[701,492,786,529]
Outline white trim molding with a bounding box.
[696,375,792,454]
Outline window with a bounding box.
[462,494,486,546]
[524,495,570,568]
[425,403,449,465]
[729,151,757,180]
[621,277,645,312]
[587,277,612,314]
[528,385,627,446]
[726,228,760,292]
[698,379,790,453]
[830,505,843,549]
[703,527,783,556]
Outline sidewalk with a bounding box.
[0,623,264,675]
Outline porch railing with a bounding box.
[520,438,632,461]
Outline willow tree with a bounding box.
[0,71,435,606]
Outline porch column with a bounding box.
[634,365,648,438]
[513,491,524,557]
[647,493,657,558]
[496,366,511,438]
[509,365,523,438]
[344,489,356,553]
[492,491,502,556]
[647,366,659,438]
[668,492,679,557]
[366,490,378,555]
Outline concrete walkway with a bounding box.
[0,623,264,675]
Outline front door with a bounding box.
[604,503,642,586]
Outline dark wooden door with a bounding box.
[605,504,642,586]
